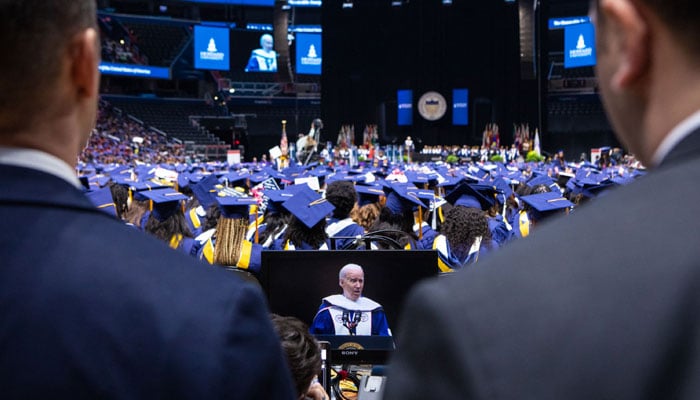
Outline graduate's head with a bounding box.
[339,263,364,301]
[269,314,321,399]
[260,33,273,51]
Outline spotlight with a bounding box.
[342,1,353,9]
[228,88,235,94]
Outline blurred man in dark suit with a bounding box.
[386,0,700,398]
[0,1,295,398]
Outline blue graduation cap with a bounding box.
[492,177,513,204]
[355,184,385,207]
[526,175,558,192]
[263,189,296,214]
[177,172,192,190]
[140,188,188,222]
[445,183,492,210]
[134,165,156,180]
[219,170,250,189]
[249,171,271,185]
[85,187,117,218]
[190,174,220,209]
[520,191,574,220]
[282,186,335,228]
[383,182,426,214]
[281,165,307,180]
[470,184,499,208]
[215,195,258,219]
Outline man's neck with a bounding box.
[641,31,700,166]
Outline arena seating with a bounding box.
[103,95,228,145]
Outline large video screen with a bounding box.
[231,28,278,73]
[563,22,596,68]
[258,250,437,340]
[194,25,230,70]
[295,32,322,75]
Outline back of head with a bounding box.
[0,0,97,133]
[325,180,357,218]
[637,0,700,58]
[269,314,321,398]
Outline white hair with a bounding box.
[339,263,363,280]
[260,33,273,46]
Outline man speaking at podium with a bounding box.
[310,264,391,336]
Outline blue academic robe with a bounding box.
[309,295,391,336]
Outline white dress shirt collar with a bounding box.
[0,146,82,189]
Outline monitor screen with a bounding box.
[231,29,278,73]
[194,25,230,70]
[295,32,322,75]
[258,250,438,341]
[564,22,596,68]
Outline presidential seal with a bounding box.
[417,91,447,121]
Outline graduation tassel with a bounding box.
[431,196,437,230]
[418,205,423,240]
[254,206,260,244]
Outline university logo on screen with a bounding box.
[569,34,592,60]
[564,23,596,68]
[301,44,322,67]
[200,38,225,61]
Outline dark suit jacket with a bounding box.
[385,129,700,399]
[0,165,295,399]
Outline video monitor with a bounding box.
[258,250,437,340]
[564,22,596,68]
[194,25,230,71]
[295,32,322,75]
[231,28,278,73]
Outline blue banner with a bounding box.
[296,33,322,75]
[288,0,321,6]
[548,16,591,30]
[397,90,413,126]
[452,89,468,126]
[179,0,274,5]
[564,22,596,68]
[98,62,170,79]
[194,25,230,71]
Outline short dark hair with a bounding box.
[270,314,322,398]
[594,0,700,59]
[0,0,97,133]
[325,180,357,218]
[639,0,700,57]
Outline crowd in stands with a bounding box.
[80,100,186,165]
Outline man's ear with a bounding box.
[69,27,100,100]
[599,0,650,89]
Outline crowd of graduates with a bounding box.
[78,137,647,276]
